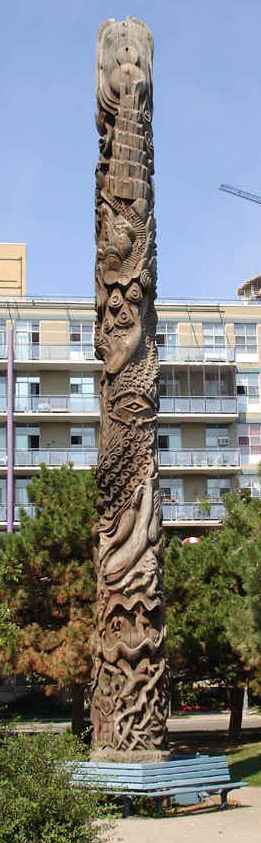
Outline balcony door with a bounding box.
[16,426,40,453]
[15,321,40,360]
[16,377,40,411]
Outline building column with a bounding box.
[7,326,14,532]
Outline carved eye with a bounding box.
[108,289,123,311]
[125,282,143,302]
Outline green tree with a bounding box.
[0,465,98,734]
[164,492,261,739]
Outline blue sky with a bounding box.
[1,0,261,299]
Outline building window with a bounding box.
[0,320,6,358]
[156,321,177,349]
[159,371,180,396]
[70,376,95,395]
[240,475,261,497]
[15,321,40,359]
[207,478,231,500]
[15,426,40,450]
[158,426,181,450]
[203,322,225,348]
[234,323,257,352]
[159,478,183,502]
[70,321,94,348]
[206,427,229,448]
[70,427,96,448]
[15,478,30,506]
[236,373,259,407]
[16,377,40,410]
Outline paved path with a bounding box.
[9,709,261,734]
[111,787,260,843]
[167,709,261,733]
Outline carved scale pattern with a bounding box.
[91,17,168,753]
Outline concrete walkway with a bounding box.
[167,709,261,733]
[111,787,260,843]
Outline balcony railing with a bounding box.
[15,395,100,413]
[14,504,36,521]
[0,451,7,466]
[162,501,225,522]
[15,344,96,361]
[159,448,240,468]
[0,505,6,520]
[15,449,98,467]
[159,396,237,415]
[157,345,235,363]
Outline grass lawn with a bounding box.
[228,741,261,786]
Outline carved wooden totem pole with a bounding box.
[91,17,168,757]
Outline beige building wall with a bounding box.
[0,244,26,297]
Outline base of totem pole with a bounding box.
[90,748,171,763]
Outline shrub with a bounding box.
[0,731,103,843]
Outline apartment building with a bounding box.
[0,243,261,536]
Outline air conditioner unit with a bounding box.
[218,437,230,447]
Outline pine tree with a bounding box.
[164,492,261,739]
[0,464,97,735]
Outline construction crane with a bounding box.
[219,184,261,205]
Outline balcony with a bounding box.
[14,449,98,468]
[162,501,225,523]
[159,448,240,469]
[14,343,98,370]
[0,451,7,467]
[159,396,238,418]
[15,394,100,415]
[14,504,36,521]
[15,344,96,362]
[158,345,235,364]
[0,505,6,521]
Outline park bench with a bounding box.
[66,754,246,816]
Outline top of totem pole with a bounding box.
[96,17,154,119]
[96,17,153,121]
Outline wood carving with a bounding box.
[91,16,168,755]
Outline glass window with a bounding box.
[203,322,225,348]
[158,426,181,450]
[207,478,231,500]
[206,427,229,448]
[15,478,30,505]
[156,320,177,348]
[240,475,261,497]
[70,426,96,448]
[236,373,259,404]
[15,426,39,450]
[159,477,183,502]
[235,323,257,351]
[70,321,94,346]
[70,376,95,395]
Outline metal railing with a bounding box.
[15,344,96,361]
[157,345,235,363]
[15,394,100,413]
[159,448,240,468]
[159,396,238,414]
[0,451,7,466]
[0,505,6,520]
[14,504,36,520]
[15,449,98,467]
[162,501,225,522]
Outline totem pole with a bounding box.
[91,17,168,758]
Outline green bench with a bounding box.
[66,754,246,816]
